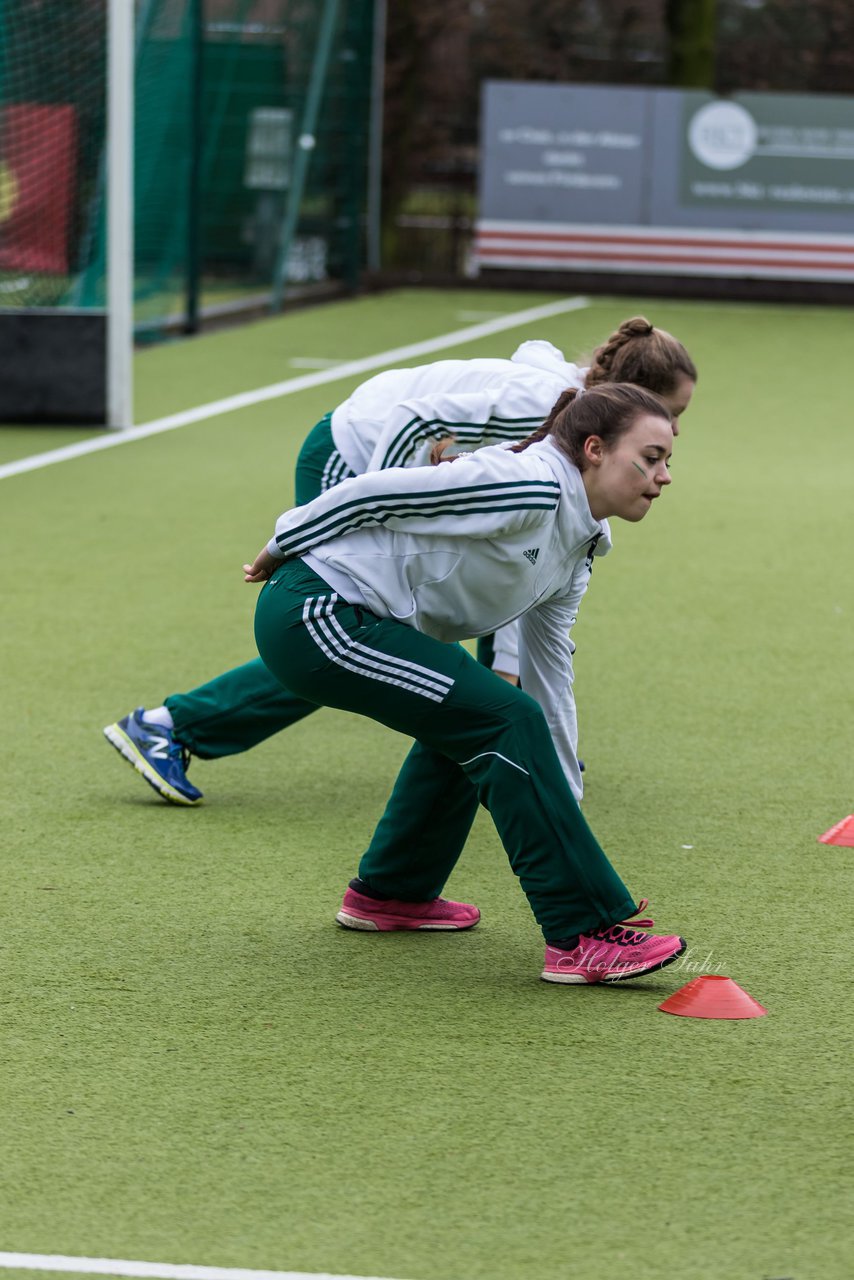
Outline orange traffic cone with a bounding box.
[658,975,767,1020]
[818,815,854,847]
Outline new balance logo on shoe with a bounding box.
[103,707,204,805]
[523,547,539,564]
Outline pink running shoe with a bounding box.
[541,901,685,984]
[336,884,480,931]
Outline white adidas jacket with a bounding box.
[332,339,588,676]
[267,437,611,800]
[332,340,585,474]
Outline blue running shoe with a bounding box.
[103,708,203,805]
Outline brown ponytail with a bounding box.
[429,436,459,465]
[509,387,579,454]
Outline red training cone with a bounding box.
[658,975,767,1020]
[818,815,854,848]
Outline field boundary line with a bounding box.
[0,1253,409,1280]
[0,296,589,482]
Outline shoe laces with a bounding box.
[590,899,655,946]
[167,738,193,775]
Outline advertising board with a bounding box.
[475,82,854,281]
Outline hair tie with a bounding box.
[575,386,585,399]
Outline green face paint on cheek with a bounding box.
[632,461,648,476]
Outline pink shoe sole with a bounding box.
[336,908,477,931]
[336,886,480,932]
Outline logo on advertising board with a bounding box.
[688,101,758,171]
[681,91,854,212]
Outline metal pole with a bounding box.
[366,0,386,272]
[107,0,134,428]
[185,0,203,334]
[270,0,341,313]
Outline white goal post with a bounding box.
[107,0,134,429]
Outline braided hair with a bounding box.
[584,315,697,397]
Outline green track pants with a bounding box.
[165,414,498,758]
[254,559,634,942]
[165,414,340,757]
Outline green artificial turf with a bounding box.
[1,290,852,1280]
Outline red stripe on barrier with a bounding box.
[475,227,854,256]
[474,245,854,271]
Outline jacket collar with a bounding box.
[528,437,603,541]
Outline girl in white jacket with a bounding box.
[104,318,696,808]
[244,383,687,985]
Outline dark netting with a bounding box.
[1,0,374,338]
[0,0,106,309]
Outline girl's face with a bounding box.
[581,413,674,522]
[659,374,696,436]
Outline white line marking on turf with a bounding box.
[454,309,509,321]
[287,357,346,369]
[0,296,589,482]
[0,1255,406,1280]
